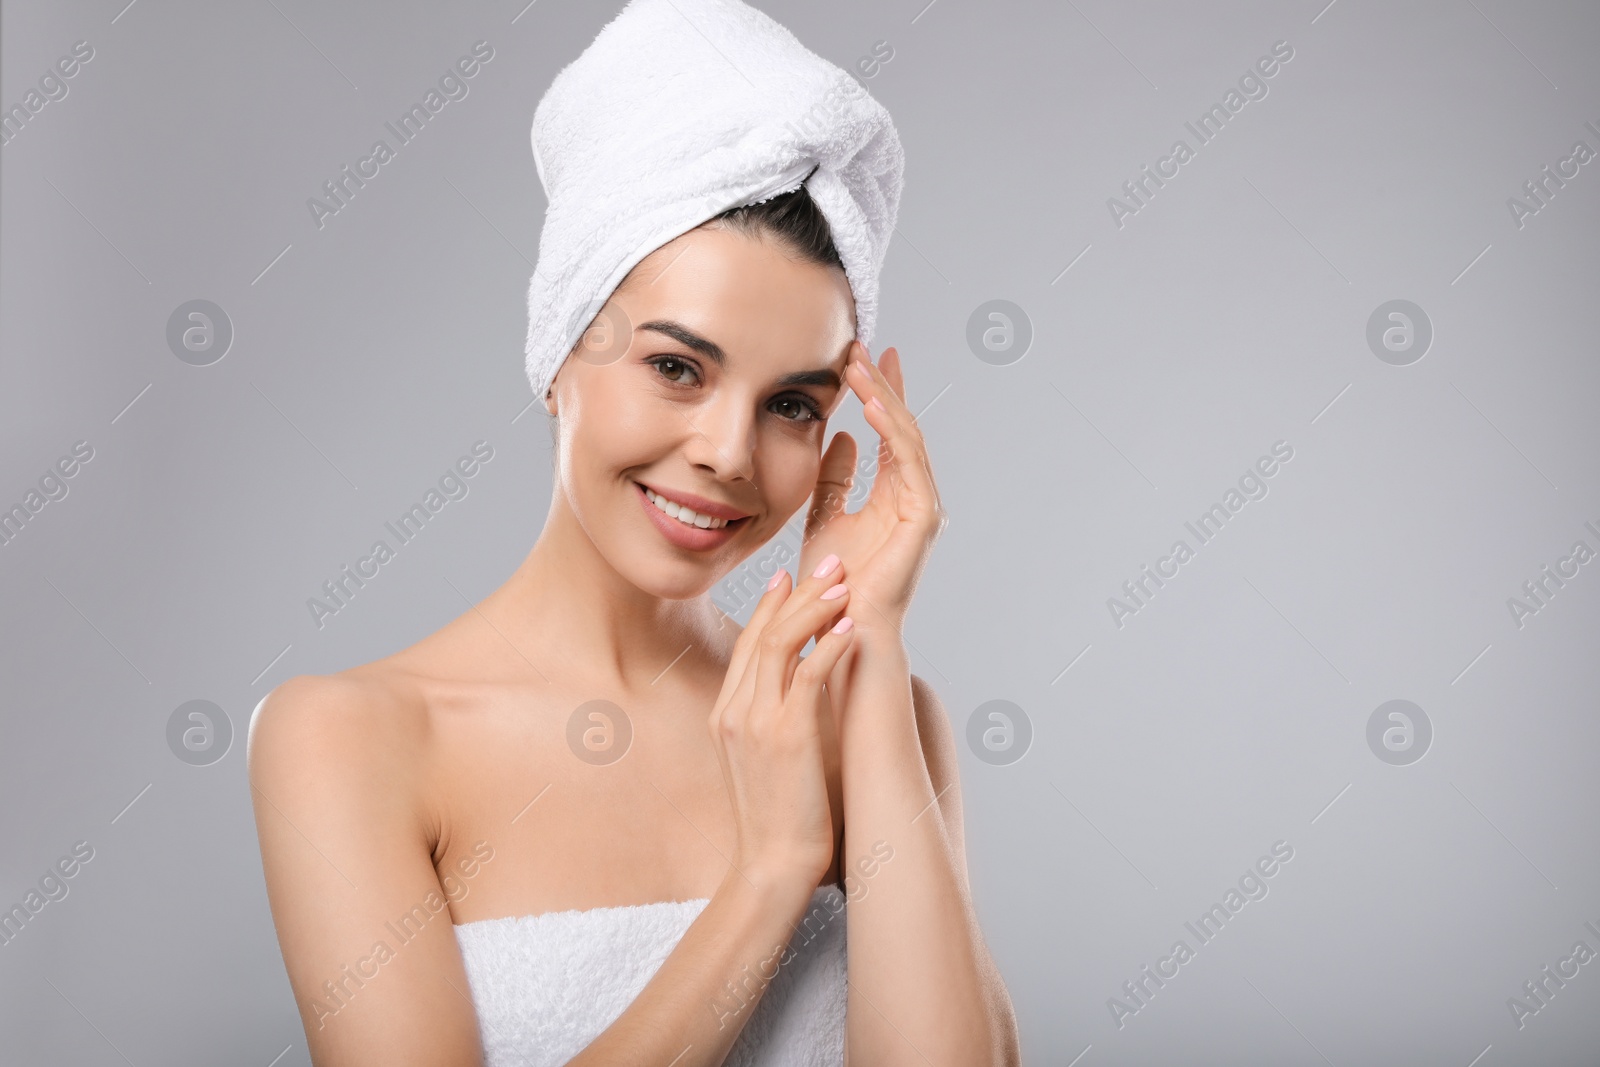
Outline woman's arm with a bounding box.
[835,636,1022,1066]
[248,675,486,1066]
[793,344,1020,1064]
[569,867,822,1064]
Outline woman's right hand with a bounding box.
[709,555,855,894]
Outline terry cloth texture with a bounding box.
[455,883,849,1065]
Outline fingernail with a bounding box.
[767,570,786,591]
[869,397,887,411]
[812,553,840,578]
[820,582,848,601]
[831,616,854,634]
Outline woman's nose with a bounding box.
[678,393,758,482]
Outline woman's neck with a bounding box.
[479,491,733,695]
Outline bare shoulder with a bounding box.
[909,672,968,866]
[247,668,432,819]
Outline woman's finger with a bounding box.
[804,430,858,545]
[849,360,941,520]
[878,346,907,405]
[714,569,792,714]
[787,616,855,704]
[751,563,850,717]
[848,350,921,437]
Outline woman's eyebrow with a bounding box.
[637,319,842,390]
[638,319,726,364]
[776,367,842,389]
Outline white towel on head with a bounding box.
[523,0,905,401]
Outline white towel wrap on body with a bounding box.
[455,884,849,1066]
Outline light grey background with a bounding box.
[3,1,1598,1064]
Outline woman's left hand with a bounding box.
[797,342,946,641]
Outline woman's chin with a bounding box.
[633,571,721,602]
[612,546,730,601]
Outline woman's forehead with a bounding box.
[615,227,855,369]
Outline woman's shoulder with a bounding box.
[246,662,434,798]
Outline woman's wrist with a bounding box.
[835,632,924,766]
[847,617,909,659]
[723,856,828,911]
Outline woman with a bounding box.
[249,2,1019,1064]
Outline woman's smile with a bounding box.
[634,479,753,551]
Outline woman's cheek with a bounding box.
[760,441,822,516]
[582,384,663,464]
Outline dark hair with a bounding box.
[705,181,844,272]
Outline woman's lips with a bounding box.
[635,481,747,551]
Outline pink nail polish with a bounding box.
[820,582,848,601]
[831,616,854,634]
[767,571,786,591]
[869,397,887,411]
[812,553,840,578]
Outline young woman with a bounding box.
[249,4,1019,1065]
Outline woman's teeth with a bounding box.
[644,487,731,530]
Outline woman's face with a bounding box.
[544,223,857,599]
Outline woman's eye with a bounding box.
[648,356,698,385]
[771,395,823,423]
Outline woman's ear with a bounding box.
[543,363,563,417]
